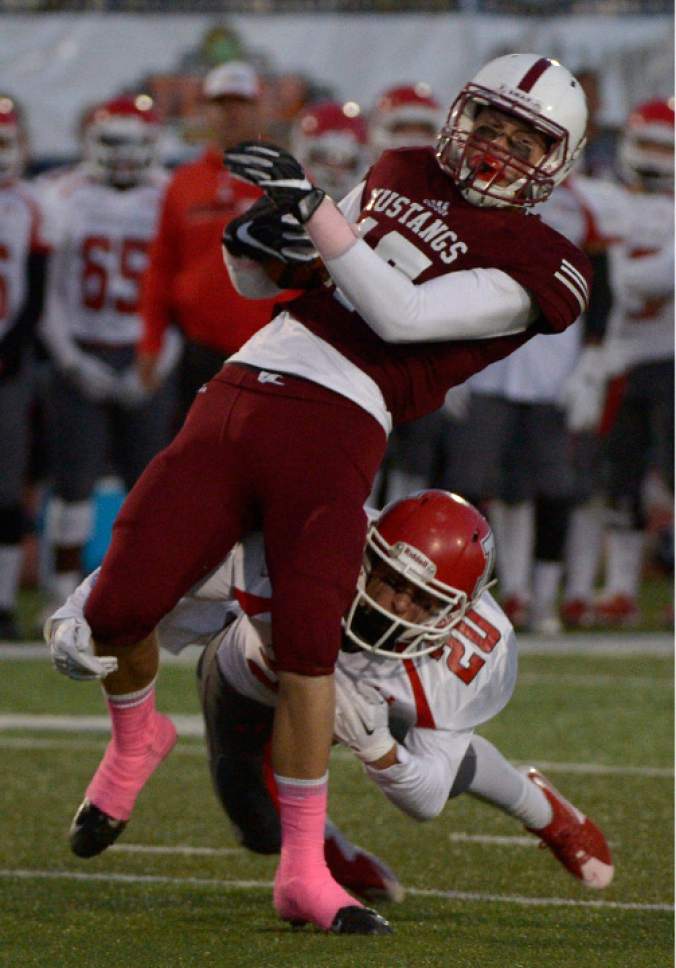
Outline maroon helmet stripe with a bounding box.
[518,57,552,92]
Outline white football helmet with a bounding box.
[83,95,160,188]
[436,54,588,208]
[618,98,674,193]
[0,97,23,185]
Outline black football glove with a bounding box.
[223,141,326,223]
[223,196,318,265]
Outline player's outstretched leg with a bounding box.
[196,634,281,854]
[70,683,177,858]
[464,736,613,890]
[523,767,614,888]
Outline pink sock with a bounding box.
[86,684,176,821]
[273,773,362,930]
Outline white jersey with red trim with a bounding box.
[41,165,167,345]
[158,527,518,737]
[607,190,674,368]
[467,175,629,403]
[0,179,49,340]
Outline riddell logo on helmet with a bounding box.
[393,542,436,578]
[498,84,542,111]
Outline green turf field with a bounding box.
[1,645,673,968]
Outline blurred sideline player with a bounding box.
[53,54,593,934]
[0,97,50,638]
[366,83,453,507]
[47,491,613,900]
[562,99,674,626]
[136,62,282,418]
[38,95,179,611]
[290,100,370,204]
[445,170,623,633]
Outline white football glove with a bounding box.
[561,343,627,433]
[46,616,118,681]
[334,666,394,764]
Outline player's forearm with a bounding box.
[364,744,453,821]
[323,240,535,342]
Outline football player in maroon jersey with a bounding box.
[51,54,592,935]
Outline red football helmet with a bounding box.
[369,83,442,156]
[343,490,495,659]
[83,95,160,187]
[0,97,23,185]
[290,101,369,200]
[618,98,674,193]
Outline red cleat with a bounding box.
[594,593,640,628]
[324,826,405,903]
[561,598,595,629]
[501,595,530,630]
[523,768,614,889]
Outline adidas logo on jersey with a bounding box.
[423,198,450,217]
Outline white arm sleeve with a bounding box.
[221,247,283,299]
[325,239,536,343]
[364,726,473,821]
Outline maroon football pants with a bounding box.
[85,364,387,676]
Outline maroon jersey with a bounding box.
[287,147,592,424]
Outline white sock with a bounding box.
[564,501,603,601]
[603,529,644,598]
[531,560,563,623]
[467,735,552,829]
[493,501,534,600]
[0,544,22,611]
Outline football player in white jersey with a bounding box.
[0,97,50,639]
[47,490,613,906]
[580,99,674,625]
[38,95,180,612]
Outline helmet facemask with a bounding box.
[343,526,473,660]
[85,117,158,189]
[436,84,582,208]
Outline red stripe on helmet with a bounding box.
[518,57,552,93]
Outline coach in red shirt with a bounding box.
[137,61,278,414]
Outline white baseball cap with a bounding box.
[203,61,260,101]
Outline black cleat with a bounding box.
[330,905,393,935]
[69,798,127,858]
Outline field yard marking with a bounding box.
[0,714,206,736]
[2,635,673,660]
[0,732,672,777]
[519,673,673,688]
[110,844,243,857]
[0,868,671,912]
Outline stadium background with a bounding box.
[0,4,673,965]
